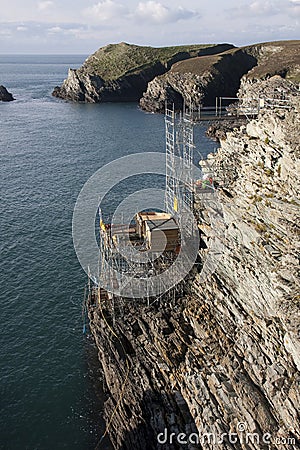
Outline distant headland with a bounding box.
[52,40,300,111]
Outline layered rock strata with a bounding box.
[88,79,300,449]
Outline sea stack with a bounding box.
[0,85,15,101]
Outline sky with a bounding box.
[0,0,299,53]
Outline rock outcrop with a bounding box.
[53,63,167,103]
[88,78,300,449]
[140,40,300,113]
[0,85,14,101]
[140,49,257,112]
[206,75,300,140]
[206,118,246,141]
[52,42,233,103]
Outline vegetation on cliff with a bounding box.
[52,42,234,102]
[53,40,299,106]
[167,40,300,81]
[245,40,300,83]
[82,42,233,81]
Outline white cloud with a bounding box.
[248,1,280,15]
[46,25,92,38]
[135,1,197,23]
[83,0,128,22]
[16,25,28,31]
[0,29,12,37]
[37,1,54,11]
[136,1,170,22]
[229,0,300,18]
[47,26,62,33]
[288,0,300,15]
[228,0,281,18]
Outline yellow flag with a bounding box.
[174,196,178,212]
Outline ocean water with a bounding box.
[0,55,216,450]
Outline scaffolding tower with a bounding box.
[165,104,195,235]
[165,105,177,215]
[165,102,226,283]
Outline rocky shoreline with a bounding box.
[88,77,300,449]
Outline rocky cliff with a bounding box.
[140,48,257,112]
[52,42,233,103]
[0,85,14,101]
[140,40,300,112]
[53,41,299,107]
[88,78,300,449]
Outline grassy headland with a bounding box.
[82,42,234,80]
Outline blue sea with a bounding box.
[0,55,216,450]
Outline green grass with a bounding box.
[78,40,300,85]
[81,42,226,80]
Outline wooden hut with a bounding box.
[135,212,180,252]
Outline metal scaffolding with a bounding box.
[165,104,195,235]
[91,206,185,324]
[165,105,177,215]
[164,102,226,284]
[86,102,226,322]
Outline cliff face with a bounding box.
[140,40,300,113]
[139,49,257,112]
[53,64,165,103]
[52,42,233,103]
[88,78,300,449]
